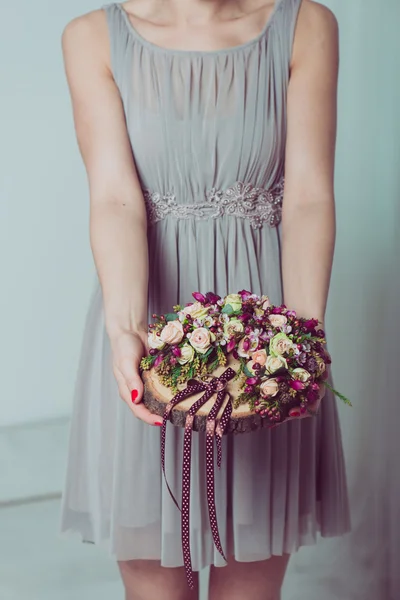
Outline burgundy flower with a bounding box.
[192,291,207,303]
[316,329,326,339]
[307,388,319,403]
[205,291,221,304]
[304,318,319,331]
[149,348,158,356]
[171,346,181,357]
[238,289,253,300]
[238,313,252,322]
[271,306,283,314]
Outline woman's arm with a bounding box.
[62,10,160,425]
[281,1,339,325]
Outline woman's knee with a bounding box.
[208,554,291,600]
[118,559,199,600]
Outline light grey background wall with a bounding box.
[0,1,98,426]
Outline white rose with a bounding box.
[265,354,288,374]
[177,343,195,365]
[223,318,244,338]
[148,330,166,350]
[292,368,311,382]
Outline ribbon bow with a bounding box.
[161,367,236,589]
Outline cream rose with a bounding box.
[292,368,311,382]
[189,327,212,354]
[223,318,244,338]
[176,343,195,365]
[268,314,288,328]
[224,294,242,312]
[265,354,288,374]
[148,330,166,350]
[261,295,271,310]
[250,348,267,366]
[260,377,279,398]
[269,332,293,356]
[159,320,184,345]
[315,356,326,377]
[181,302,210,321]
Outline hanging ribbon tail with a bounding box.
[206,388,229,562]
[215,395,233,469]
[161,381,208,512]
[160,367,237,590]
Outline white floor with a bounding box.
[0,499,123,600]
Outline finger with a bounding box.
[116,375,162,426]
[119,357,145,405]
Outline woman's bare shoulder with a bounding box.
[292,0,339,67]
[61,8,110,64]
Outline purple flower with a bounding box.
[154,354,164,368]
[245,377,259,386]
[171,346,181,357]
[243,337,251,351]
[298,352,307,365]
[227,338,236,353]
[271,306,284,314]
[192,291,207,303]
[306,357,318,373]
[290,379,305,391]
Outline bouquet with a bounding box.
[139,290,351,589]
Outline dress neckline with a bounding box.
[114,1,283,56]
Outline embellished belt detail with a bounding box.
[161,368,236,590]
[143,176,285,230]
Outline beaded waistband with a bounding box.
[143,176,285,230]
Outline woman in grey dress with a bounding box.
[60,0,351,598]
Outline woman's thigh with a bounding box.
[208,554,291,600]
[118,560,199,600]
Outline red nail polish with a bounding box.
[155,422,163,426]
[131,389,138,402]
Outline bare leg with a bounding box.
[208,554,291,600]
[118,560,199,600]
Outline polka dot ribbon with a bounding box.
[160,367,236,590]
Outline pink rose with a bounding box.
[250,348,267,366]
[260,378,279,398]
[189,327,212,354]
[268,314,288,328]
[160,320,184,345]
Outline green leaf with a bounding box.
[242,363,254,378]
[221,304,234,315]
[323,381,353,407]
[165,313,179,321]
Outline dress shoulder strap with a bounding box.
[273,0,303,77]
[101,3,131,86]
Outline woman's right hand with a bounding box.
[110,329,163,427]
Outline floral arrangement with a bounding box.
[140,290,351,423]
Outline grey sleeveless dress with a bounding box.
[60,0,351,568]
